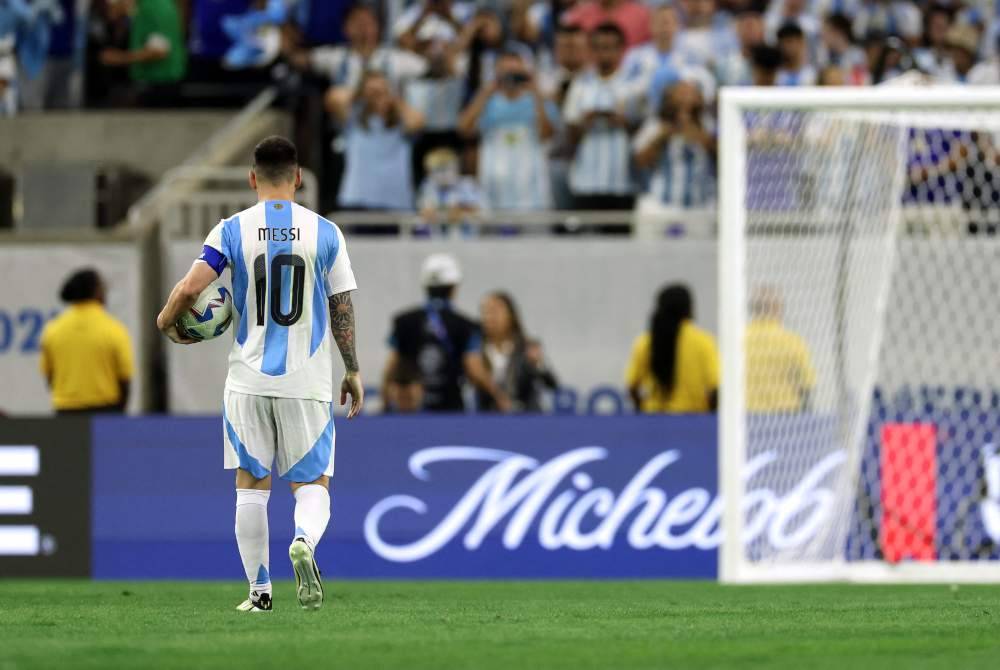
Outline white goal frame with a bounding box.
[718,86,1000,584]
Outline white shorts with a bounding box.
[222,389,335,482]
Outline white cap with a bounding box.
[420,253,462,288]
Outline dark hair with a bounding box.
[824,13,853,41]
[357,69,400,130]
[555,23,583,37]
[485,291,525,343]
[737,0,768,16]
[750,44,782,71]
[60,268,101,303]
[465,8,507,102]
[426,285,456,300]
[345,3,379,26]
[776,22,805,41]
[592,21,625,45]
[650,285,693,393]
[252,136,298,184]
[871,35,916,83]
[863,29,888,49]
[922,4,954,48]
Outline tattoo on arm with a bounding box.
[329,291,359,373]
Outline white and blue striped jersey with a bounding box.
[674,24,740,70]
[776,65,818,87]
[478,93,556,211]
[199,200,357,402]
[633,118,716,208]
[620,44,718,113]
[852,1,922,42]
[308,46,426,90]
[564,69,633,196]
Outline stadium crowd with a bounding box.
[3,0,1000,220]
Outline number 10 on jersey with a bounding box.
[254,253,306,327]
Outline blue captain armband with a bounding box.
[198,245,228,275]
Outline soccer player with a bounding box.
[156,136,362,612]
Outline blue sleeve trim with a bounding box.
[199,245,228,275]
[465,331,482,353]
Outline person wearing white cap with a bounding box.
[382,253,511,412]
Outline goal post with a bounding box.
[718,87,1000,583]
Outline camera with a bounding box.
[500,72,530,88]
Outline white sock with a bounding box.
[235,489,271,593]
[293,484,331,551]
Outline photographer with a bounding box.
[632,80,716,209]
[458,49,557,211]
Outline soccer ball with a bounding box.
[177,280,233,341]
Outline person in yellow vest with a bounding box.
[40,269,134,414]
[746,286,815,413]
[626,284,719,413]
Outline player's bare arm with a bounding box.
[156,261,218,344]
[330,290,364,418]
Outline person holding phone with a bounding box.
[458,49,558,211]
[632,79,716,209]
[563,22,635,218]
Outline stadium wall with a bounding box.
[0,113,237,179]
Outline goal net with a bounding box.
[718,88,1000,583]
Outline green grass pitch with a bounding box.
[1,580,999,669]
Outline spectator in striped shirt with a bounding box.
[546,23,591,210]
[286,5,427,91]
[776,23,817,85]
[620,4,716,117]
[853,0,922,46]
[675,0,740,70]
[395,0,476,55]
[716,5,767,86]
[549,24,589,106]
[764,0,820,45]
[912,4,954,79]
[564,22,635,213]
[458,49,557,211]
[633,80,716,209]
[818,13,868,85]
[750,44,782,86]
